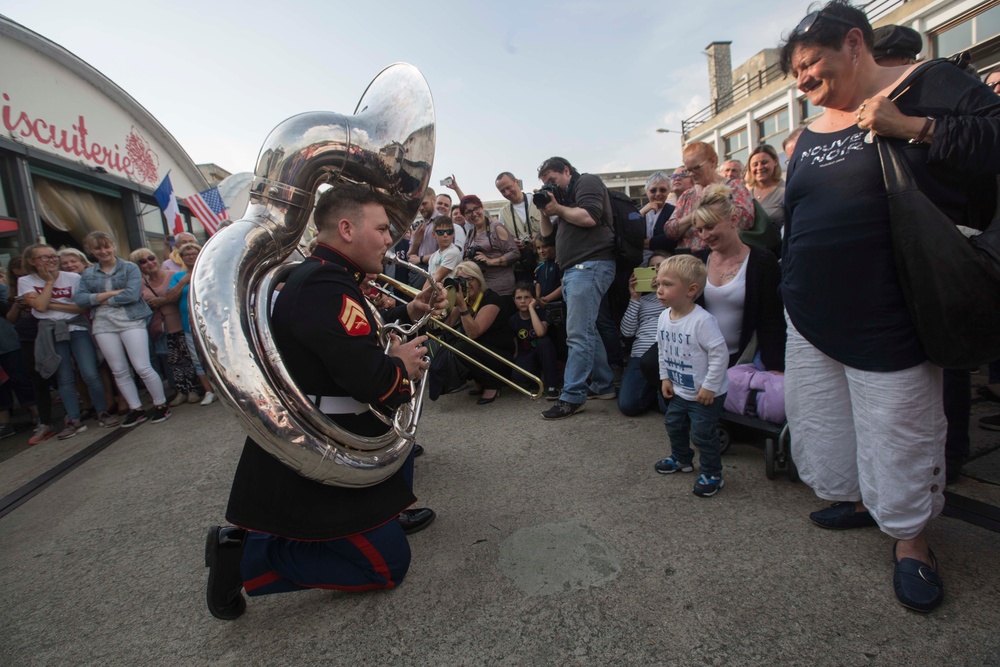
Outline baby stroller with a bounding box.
[719,363,796,481]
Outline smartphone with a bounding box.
[633,266,657,293]
[439,176,454,187]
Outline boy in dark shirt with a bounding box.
[509,282,560,399]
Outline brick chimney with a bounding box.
[706,41,734,113]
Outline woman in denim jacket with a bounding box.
[74,231,170,428]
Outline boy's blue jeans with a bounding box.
[664,393,727,477]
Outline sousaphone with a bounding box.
[189,63,434,488]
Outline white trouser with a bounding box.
[95,329,166,410]
[784,316,946,540]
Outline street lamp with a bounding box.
[656,128,682,134]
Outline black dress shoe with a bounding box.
[398,508,436,535]
[205,525,247,620]
[413,443,424,457]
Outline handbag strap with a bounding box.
[875,137,921,197]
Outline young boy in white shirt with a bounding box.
[653,254,730,497]
[424,219,463,288]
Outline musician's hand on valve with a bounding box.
[388,334,430,380]
[407,281,447,320]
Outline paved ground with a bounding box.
[1,381,999,666]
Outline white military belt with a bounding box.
[305,394,369,415]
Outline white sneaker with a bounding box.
[200,391,217,406]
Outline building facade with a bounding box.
[0,16,212,267]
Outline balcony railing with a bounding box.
[681,61,785,136]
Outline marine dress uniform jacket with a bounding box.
[226,244,417,540]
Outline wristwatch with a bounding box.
[458,310,470,317]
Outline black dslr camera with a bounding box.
[531,183,561,209]
[443,275,469,292]
[466,245,486,260]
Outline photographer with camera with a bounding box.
[444,261,516,405]
[535,156,617,420]
[458,195,519,297]
[495,171,545,283]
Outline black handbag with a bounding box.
[878,137,1000,368]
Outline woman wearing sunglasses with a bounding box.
[779,1,1000,613]
[638,171,677,264]
[131,248,201,407]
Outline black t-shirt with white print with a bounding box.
[783,125,924,372]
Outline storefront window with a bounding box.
[33,174,129,255]
[140,200,166,236]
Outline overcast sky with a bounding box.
[5,0,818,203]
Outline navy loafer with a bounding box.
[809,501,878,529]
[893,543,943,612]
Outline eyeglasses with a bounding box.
[463,206,482,216]
[988,80,1000,91]
[434,229,454,236]
[34,254,58,261]
[670,174,688,180]
[136,255,157,265]
[793,10,858,36]
[683,162,706,174]
[648,187,669,194]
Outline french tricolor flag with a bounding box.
[153,174,184,235]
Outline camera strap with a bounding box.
[507,199,531,239]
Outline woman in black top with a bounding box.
[778,0,1000,612]
[446,261,515,404]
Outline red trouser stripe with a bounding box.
[347,533,394,586]
[243,570,282,593]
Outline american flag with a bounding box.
[183,187,229,236]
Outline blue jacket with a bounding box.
[74,259,152,321]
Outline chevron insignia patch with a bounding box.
[339,296,371,336]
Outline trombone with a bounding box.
[373,257,544,399]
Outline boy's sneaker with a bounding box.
[693,474,725,497]
[29,423,56,445]
[121,409,148,428]
[150,405,172,424]
[586,389,616,400]
[545,387,560,401]
[542,400,583,420]
[57,419,87,440]
[201,391,218,406]
[654,456,694,474]
[97,412,120,428]
[0,424,16,440]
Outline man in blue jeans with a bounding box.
[535,157,617,419]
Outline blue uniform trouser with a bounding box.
[240,452,415,596]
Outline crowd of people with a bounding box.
[1,0,996,621]
[0,230,220,445]
[372,0,999,616]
